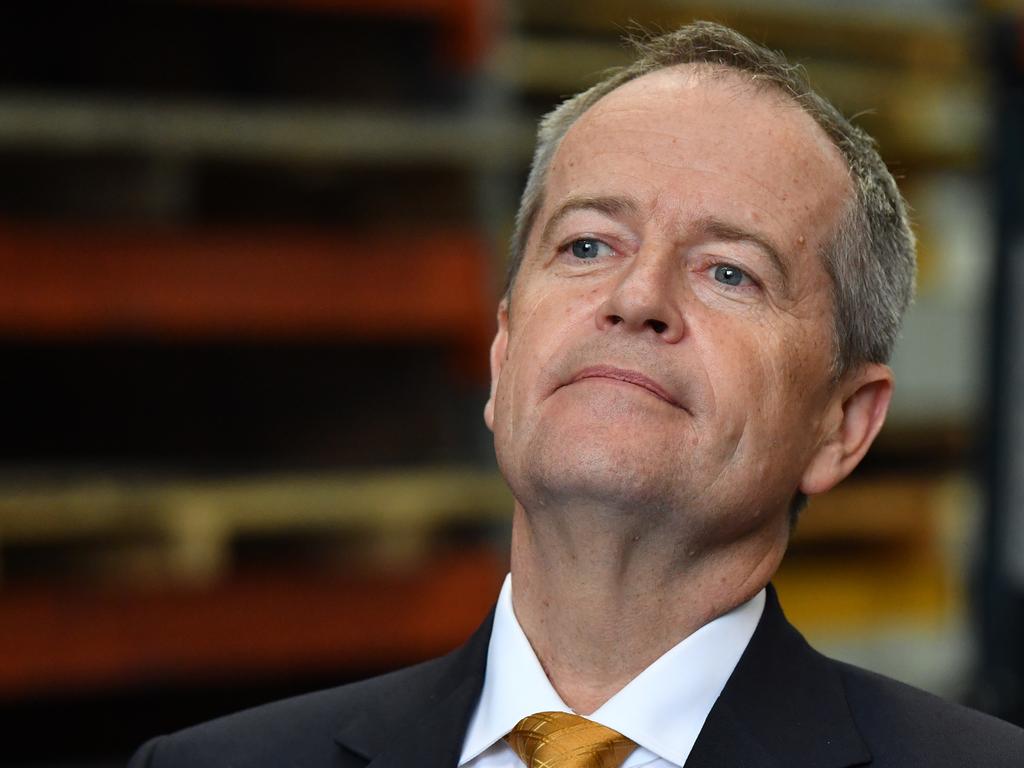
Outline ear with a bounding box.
[483,300,510,432]
[799,363,894,496]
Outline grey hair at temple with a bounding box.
[506,20,916,381]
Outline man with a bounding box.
[130,21,1024,767]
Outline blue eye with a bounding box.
[713,264,747,286]
[570,238,610,260]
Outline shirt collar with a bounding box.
[458,573,765,766]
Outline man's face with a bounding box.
[486,67,856,544]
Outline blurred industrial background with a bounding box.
[0,1,1022,765]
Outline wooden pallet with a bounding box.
[780,475,969,632]
[0,468,513,583]
[0,469,955,586]
[0,470,966,697]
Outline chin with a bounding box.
[505,422,683,514]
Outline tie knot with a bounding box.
[505,711,638,768]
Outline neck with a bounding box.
[508,501,786,715]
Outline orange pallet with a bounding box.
[0,547,506,697]
[0,223,496,377]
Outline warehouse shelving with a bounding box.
[0,0,1007,760]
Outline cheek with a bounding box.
[697,313,824,438]
[496,282,608,433]
[507,281,603,372]
[752,327,834,446]
[493,307,566,425]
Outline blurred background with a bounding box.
[0,0,1022,765]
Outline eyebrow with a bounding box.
[694,215,791,292]
[537,196,791,293]
[537,194,642,250]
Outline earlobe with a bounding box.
[483,301,510,431]
[799,363,894,496]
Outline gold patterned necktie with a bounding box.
[505,711,638,768]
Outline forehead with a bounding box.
[540,66,851,255]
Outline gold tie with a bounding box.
[505,711,638,768]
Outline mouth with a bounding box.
[567,365,683,409]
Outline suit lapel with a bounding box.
[332,585,871,768]
[333,608,494,768]
[686,585,872,768]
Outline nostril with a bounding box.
[648,319,668,334]
[609,314,624,326]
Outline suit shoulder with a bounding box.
[129,655,454,768]
[835,659,1024,767]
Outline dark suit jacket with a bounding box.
[128,586,1024,767]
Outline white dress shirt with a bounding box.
[458,574,765,768]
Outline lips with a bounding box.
[568,365,682,408]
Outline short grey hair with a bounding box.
[506,21,916,379]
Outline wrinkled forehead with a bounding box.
[566,63,850,183]
[541,64,852,250]
[569,66,847,192]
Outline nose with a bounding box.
[596,254,685,343]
